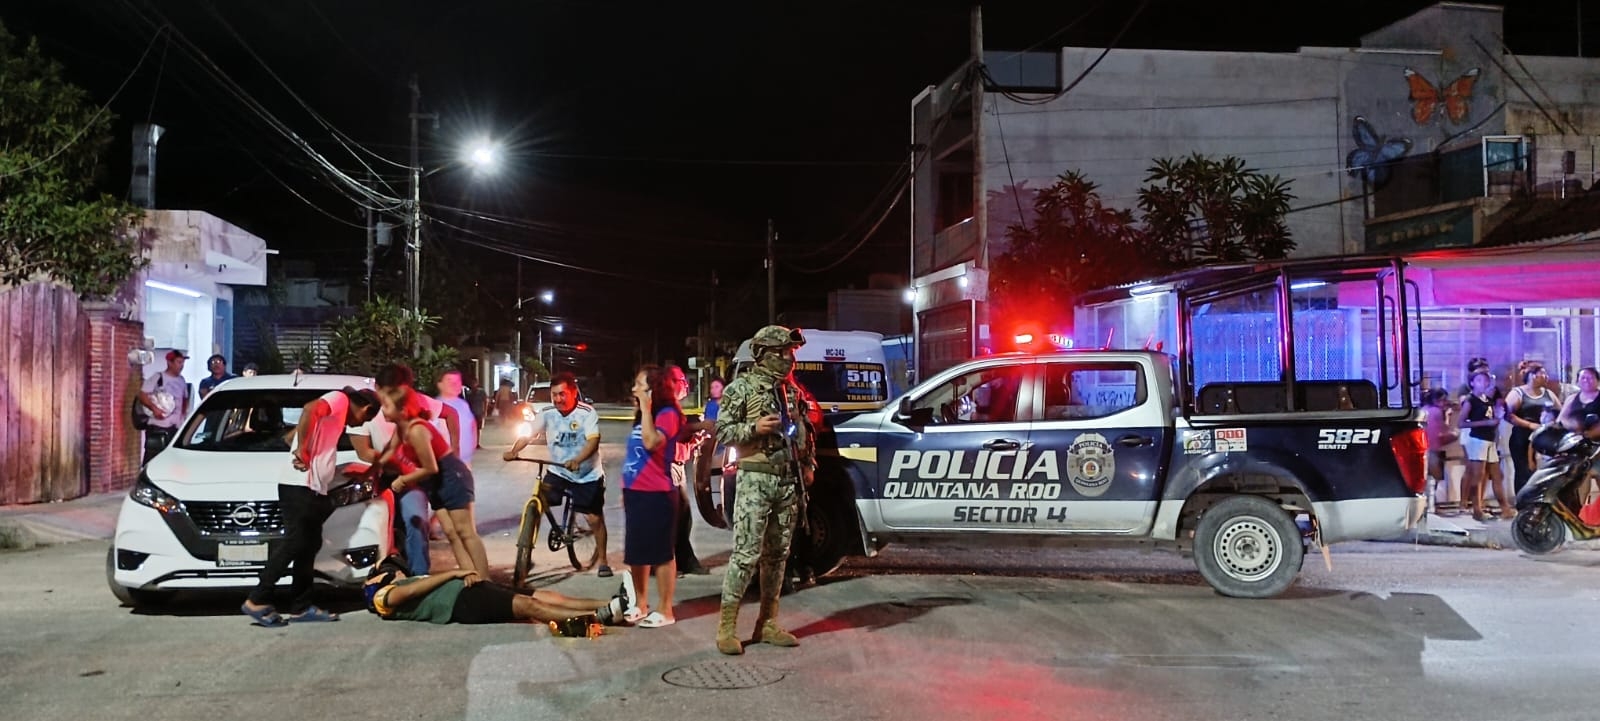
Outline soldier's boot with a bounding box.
[716,602,744,656]
[751,564,799,647]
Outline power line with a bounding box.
[0,25,166,180]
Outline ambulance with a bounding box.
[731,329,892,412]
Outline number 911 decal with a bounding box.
[1317,428,1381,450]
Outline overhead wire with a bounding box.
[422,214,707,289]
[113,0,405,212]
[983,0,1152,106]
[195,0,412,194]
[0,25,167,180]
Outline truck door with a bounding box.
[1030,358,1168,533]
[876,361,1038,531]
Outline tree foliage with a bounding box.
[992,156,1297,311]
[993,171,1143,315]
[0,22,143,299]
[325,297,459,387]
[1137,154,1296,265]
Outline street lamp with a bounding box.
[512,290,554,388]
[406,130,501,329]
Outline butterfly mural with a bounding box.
[1346,115,1412,188]
[1404,67,1481,126]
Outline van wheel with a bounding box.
[106,549,171,608]
[1193,495,1304,599]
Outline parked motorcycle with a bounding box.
[1511,423,1600,554]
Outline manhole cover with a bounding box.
[662,661,786,689]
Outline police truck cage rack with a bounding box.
[1076,255,1423,418]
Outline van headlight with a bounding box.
[130,473,180,514]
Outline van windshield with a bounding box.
[793,361,889,405]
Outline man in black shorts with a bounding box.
[363,554,633,626]
[502,372,611,576]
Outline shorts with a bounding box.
[426,454,476,511]
[450,582,518,624]
[622,488,676,567]
[1462,435,1499,463]
[542,473,606,515]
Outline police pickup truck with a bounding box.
[794,349,1429,598]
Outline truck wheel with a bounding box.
[1193,495,1304,599]
[106,549,171,608]
[795,487,859,579]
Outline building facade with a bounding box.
[909,2,1600,380]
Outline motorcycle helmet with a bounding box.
[1530,424,1571,457]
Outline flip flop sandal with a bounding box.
[288,605,340,623]
[241,603,288,628]
[637,611,675,628]
[623,606,650,624]
[596,565,614,578]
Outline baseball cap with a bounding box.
[166,350,190,362]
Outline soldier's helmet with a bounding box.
[750,325,805,350]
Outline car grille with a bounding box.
[182,501,285,535]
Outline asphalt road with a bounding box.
[3,414,1598,721]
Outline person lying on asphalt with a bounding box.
[361,554,634,626]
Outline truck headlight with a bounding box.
[130,473,180,514]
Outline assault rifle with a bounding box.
[774,383,810,535]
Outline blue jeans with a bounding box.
[399,487,432,576]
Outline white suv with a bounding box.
[107,374,394,608]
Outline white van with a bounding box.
[732,329,890,413]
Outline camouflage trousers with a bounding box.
[720,469,799,606]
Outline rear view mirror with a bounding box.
[898,397,913,417]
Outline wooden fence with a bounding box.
[0,283,88,504]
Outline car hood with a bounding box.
[144,448,360,501]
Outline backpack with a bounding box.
[131,374,173,431]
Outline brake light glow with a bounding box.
[1389,426,1428,495]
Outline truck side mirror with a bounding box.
[895,397,934,427]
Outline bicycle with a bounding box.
[506,456,601,589]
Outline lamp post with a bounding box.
[512,286,554,389]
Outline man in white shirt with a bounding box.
[436,369,478,468]
[138,350,190,463]
[351,363,461,575]
[241,387,381,627]
[503,372,611,577]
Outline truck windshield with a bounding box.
[793,361,889,405]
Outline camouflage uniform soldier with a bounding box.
[714,325,816,655]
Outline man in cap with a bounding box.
[713,325,816,655]
[138,350,191,463]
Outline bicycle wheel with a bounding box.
[545,507,565,553]
[564,505,599,571]
[513,498,544,590]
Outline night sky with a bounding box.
[3,0,1594,365]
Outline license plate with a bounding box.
[217,542,268,565]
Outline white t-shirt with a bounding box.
[532,403,602,483]
[350,395,450,457]
[291,390,349,495]
[141,371,189,430]
[442,395,476,466]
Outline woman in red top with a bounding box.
[383,385,490,576]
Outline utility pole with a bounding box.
[364,171,374,303]
[407,75,422,323]
[513,261,522,390]
[765,218,776,324]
